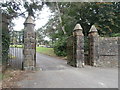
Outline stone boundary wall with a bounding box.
[89,25,119,67]
[97,37,118,67]
[67,24,119,68]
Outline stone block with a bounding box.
[24,55,34,60]
[28,60,34,66]
[24,49,35,55]
[24,60,29,67]
[24,38,30,43]
[30,38,36,43]
[24,43,36,49]
[27,32,35,38]
[24,49,30,55]
[97,56,118,67]
[24,44,32,49]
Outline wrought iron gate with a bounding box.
[8,30,24,69]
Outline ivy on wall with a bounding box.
[2,14,10,70]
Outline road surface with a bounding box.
[16,52,118,88]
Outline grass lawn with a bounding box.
[10,45,56,56]
[9,45,57,57]
[36,47,56,57]
[10,45,23,48]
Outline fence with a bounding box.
[8,30,24,69]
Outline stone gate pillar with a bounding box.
[88,25,99,66]
[73,24,84,67]
[23,15,36,70]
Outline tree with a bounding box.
[36,28,45,45]
[1,1,43,18]
[46,2,120,36]
[45,2,120,56]
[1,1,44,69]
[64,2,120,36]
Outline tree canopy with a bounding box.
[1,1,120,57]
[45,2,120,37]
[1,1,43,18]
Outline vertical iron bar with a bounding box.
[34,32,36,68]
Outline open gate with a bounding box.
[8,30,24,69]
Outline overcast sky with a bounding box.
[13,5,52,31]
[12,5,52,41]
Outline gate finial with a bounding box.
[74,24,82,31]
[89,25,98,33]
[73,24,83,36]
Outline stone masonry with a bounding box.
[67,36,75,66]
[88,25,99,66]
[67,24,84,68]
[23,15,36,70]
[89,25,118,67]
[67,24,118,68]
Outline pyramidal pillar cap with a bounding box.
[89,25,98,33]
[24,15,35,25]
[73,24,83,31]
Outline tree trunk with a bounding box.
[56,2,66,35]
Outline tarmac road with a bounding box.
[17,52,118,88]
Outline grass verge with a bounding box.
[36,47,67,60]
[10,45,23,48]
[9,45,66,59]
[36,47,56,57]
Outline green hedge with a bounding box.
[53,37,67,56]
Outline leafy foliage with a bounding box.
[1,1,43,18]
[53,36,67,56]
[62,2,120,36]
[2,26,10,66]
[23,1,43,17]
[45,2,120,56]
[1,1,44,69]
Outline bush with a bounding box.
[53,37,67,56]
[111,33,120,37]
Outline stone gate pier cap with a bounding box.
[24,15,35,25]
[73,24,82,31]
